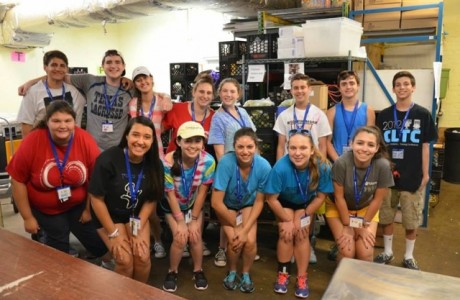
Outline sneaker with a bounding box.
[214,247,227,267]
[309,245,317,264]
[100,259,115,270]
[223,271,239,290]
[295,274,309,298]
[182,244,190,258]
[254,254,261,261]
[203,242,211,257]
[193,270,208,290]
[153,242,167,259]
[327,244,339,261]
[374,252,394,264]
[402,258,420,270]
[163,271,178,292]
[273,272,289,294]
[240,273,255,293]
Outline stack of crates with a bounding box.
[430,144,444,195]
[244,105,277,166]
[169,63,199,102]
[246,33,279,60]
[218,41,247,83]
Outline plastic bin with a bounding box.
[443,128,460,184]
[302,17,363,57]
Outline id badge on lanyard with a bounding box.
[102,120,114,133]
[236,211,243,226]
[392,149,404,159]
[130,216,141,236]
[300,214,311,228]
[185,209,192,224]
[349,216,364,228]
[57,186,71,202]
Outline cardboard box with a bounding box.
[365,0,401,4]
[278,26,303,38]
[309,84,328,110]
[402,0,439,18]
[400,17,438,29]
[363,20,400,31]
[353,0,364,23]
[364,3,402,21]
[278,37,304,49]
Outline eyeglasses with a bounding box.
[288,129,311,137]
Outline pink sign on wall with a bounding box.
[11,51,25,62]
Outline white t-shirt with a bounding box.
[273,103,331,151]
[17,80,85,127]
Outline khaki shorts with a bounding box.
[325,198,379,223]
[379,189,423,230]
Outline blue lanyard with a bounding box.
[140,96,156,119]
[44,80,66,101]
[124,148,145,211]
[235,158,254,207]
[353,165,372,209]
[180,158,199,203]
[293,167,310,206]
[47,130,73,186]
[393,102,414,141]
[293,104,310,131]
[103,82,122,118]
[223,106,246,128]
[340,101,359,142]
[191,103,207,126]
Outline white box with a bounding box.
[277,37,304,49]
[302,17,363,57]
[279,26,304,38]
[277,45,305,58]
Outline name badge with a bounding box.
[102,121,114,133]
[349,216,364,228]
[185,209,192,224]
[300,214,311,228]
[392,149,404,159]
[130,216,141,236]
[236,211,243,226]
[57,186,71,202]
[342,146,352,153]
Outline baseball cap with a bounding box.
[132,66,151,80]
[177,121,206,139]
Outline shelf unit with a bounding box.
[350,2,445,228]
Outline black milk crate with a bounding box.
[430,170,443,194]
[219,61,246,82]
[170,79,194,102]
[161,130,171,153]
[257,131,276,165]
[169,63,199,80]
[244,106,276,129]
[219,41,247,61]
[247,33,279,59]
[432,145,445,169]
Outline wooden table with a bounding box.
[323,258,460,299]
[0,228,184,299]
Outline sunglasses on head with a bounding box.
[288,129,311,137]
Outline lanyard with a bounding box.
[47,130,73,186]
[235,158,254,207]
[293,104,311,131]
[353,165,372,209]
[124,148,145,211]
[393,102,414,141]
[191,103,207,126]
[140,96,156,119]
[44,80,66,101]
[293,167,310,207]
[103,82,122,118]
[180,157,199,203]
[340,101,359,142]
[223,106,246,128]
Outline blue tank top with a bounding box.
[333,102,368,156]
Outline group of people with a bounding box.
[7,48,437,299]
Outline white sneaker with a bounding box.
[182,244,191,258]
[254,254,261,261]
[153,242,167,258]
[310,245,317,264]
[203,242,211,257]
[101,259,115,270]
[214,247,226,267]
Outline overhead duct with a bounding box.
[0,0,299,48]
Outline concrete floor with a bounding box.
[1,180,459,299]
